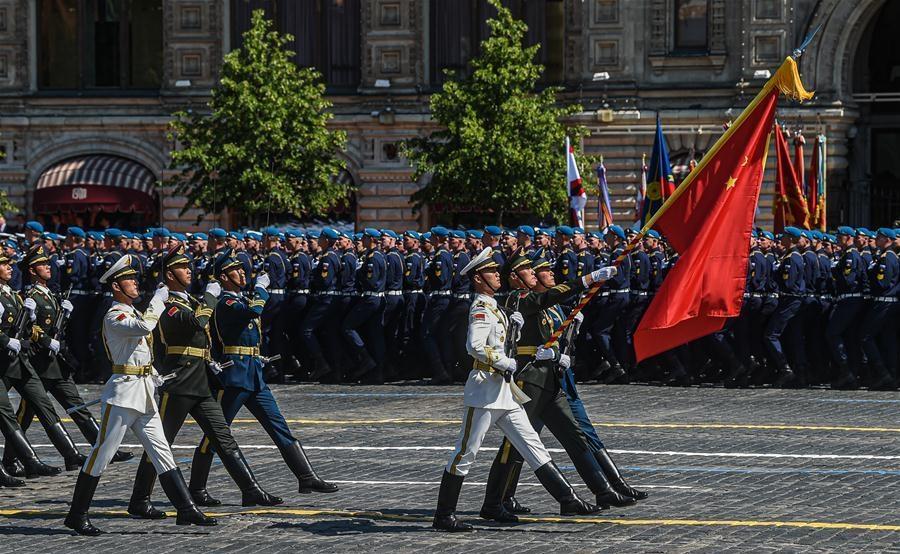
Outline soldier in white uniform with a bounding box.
[64,255,216,536]
[432,248,600,532]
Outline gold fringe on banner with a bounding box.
[772,57,814,102]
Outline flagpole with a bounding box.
[542,57,810,348]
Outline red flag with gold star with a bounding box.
[633,83,780,361]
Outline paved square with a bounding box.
[2,383,899,553]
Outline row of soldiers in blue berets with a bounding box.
[2,219,898,391]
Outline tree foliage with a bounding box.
[403,0,592,224]
[167,10,348,223]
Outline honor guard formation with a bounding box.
[0,218,896,534]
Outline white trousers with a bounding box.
[445,405,552,477]
[82,403,176,477]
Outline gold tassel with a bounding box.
[772,57,814,102]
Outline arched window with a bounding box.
[38,0,163,90]
[230,0,361,90]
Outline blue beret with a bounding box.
[421,232,432,241]
[67,226,85,238]
[381,229,399,239]
[152,227,171,238]
[283,229,301,239]
[226,230,243,240]
[484,226,502,236]
[245,231,262,241]
[87,231,102,241]
[105,228,123,239]
[605,225,625,240]
[171,233,187,242]
[762,231,775,241]
[123,231,136,240]
[516,225,535,238]
[140,232,152,240]
[855,227,870,237]
[556,225,574,237]
[4,239,17,250]
[208,228,227,239]
[501,228,515,237]
[449,230,466,239]
[877,227,896,239]
[322,227,340,240]
[262,226,280,237]
[535,228,550,237]
[836,226,855,237]
[783,226,802,238]
[403,230,420,240]
[352,233,362,241]
[646,229,661,239]
[799,230,811,239]
[588,231,602,240]
[548,230,556,238]
[573,227,586,236]
[192,232,208,241]
[361,228,379,238]
[40,232,53,241]
[25,221,43,233]
[430,226,449,237]
[305,230,320,239]
[467,230,484,239]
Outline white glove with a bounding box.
[494,357,517,373]
[5,338,20,354]
[55,259,65,267]
[151,285,169,305]
[208,361,223,375]
[255,272,270,290]
[48,339,60,354]
[574,311,585,325]
[509,311,524,329]
[0,303,4,319]
[151,373,166,387]
[534,346,556,361]
[24,298,36,313]
[205,282,222,298]
[61,299,74,313]
[590,266,617,282]
[559,354,571,369]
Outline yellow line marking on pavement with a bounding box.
[59,417,900,433]
[2,507,899,532]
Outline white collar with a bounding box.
[474,293,496,307]
[171,290,190,301]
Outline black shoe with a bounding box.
[433,470,474,532]
[4,460,24,478]
[127,497,167,520]
[595,490,637,509]
[279,441,339,493]
[45,422,85,471]
[479,503,518,523]
[158,468,217,527]
[190,489,222,507]
[65,471,102,536]
[242,485,284,507]
[0,464,25,487]
[65,453,87,472]
[593,448,648,501]
[602,364,626,384]
[112,450,135,463]
[503,496,531,514]
[5,429,61,478]
[774,367,795,388]
[533,461,601,516]
[217,450,284,507]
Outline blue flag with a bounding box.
[642,115,675,226]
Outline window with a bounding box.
[430,0,565,87]
[230,0,361,90]
[38,0,163,91]
[673,0,708,54]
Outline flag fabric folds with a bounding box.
[633,56,813,362]
[793,130,806,196]
[773,123,810,232]
[807,134,827,230]
[636,154,647,222]
[566,136,586,228]
[597,160,614,229]
[641,116,675,226]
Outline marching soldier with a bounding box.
[381,230,405,380]
[763,227,806,387]
[343,228,386,383]
[432,247,599,532]
[590,225,632,383]
[65,254,215,536]
[188,250,338,503]
[128,244,281,518]
[260,227,289,381]
[284,229,311,378]
[447,230,472,381]
[302,228,342,381]
[62,227,95,381]
[859,228,899,390]
[400,231,426,378]
[422,227,454,384]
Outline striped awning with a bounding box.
[36,155,156,194]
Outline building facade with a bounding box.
[0,0,897,231]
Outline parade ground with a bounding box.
[1,382,899,553]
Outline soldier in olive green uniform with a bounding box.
[127,245,282,519]
[2,246,85,473]
[479,250,636,523]
[13,246,132,466]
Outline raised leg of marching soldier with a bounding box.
[381,292,404,380]
[301,294,337,382]
[859,300,898,390]
[0,386,34,486]
[284,292,309,379]
[399,291,426,378]
[422,295,452,384]
[826,297,865,389]
[189,386,338,504]
[343,296,385,382]
[129,392,282,519]
[762,296,802,387]
[589,292,629,383]
[3,373,85,472]
[15,375,133,463]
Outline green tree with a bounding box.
[167,10,348,224]
[0,150,13,215]
[403,0,592,225]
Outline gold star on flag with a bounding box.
[726,176,737,189]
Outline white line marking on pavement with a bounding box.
[326,480,699,491]
[46,443,900,461]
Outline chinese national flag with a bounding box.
[633,88,779,361]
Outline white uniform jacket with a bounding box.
[100,299,164,414]
[463,293,519,410]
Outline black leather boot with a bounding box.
[5,429,60,477]
[309,354,334,382]
[602,363,626,384]
[432,470,473,532]
[188,446,221,506]
[0,462,25,487]
[571,451,636,509]
[534,461,601,515]
[280,440,339,493]
[45,422,86,471]
[64,471,102,536]
[127,456,167,519]
[501,462,531,514]
[868,364,897,391]
[832,362,858,390]
[774,366,795,388]
[219,450,283,506]
[158,467,217,526]
[478,457,518,523]
[594,448,648,500]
